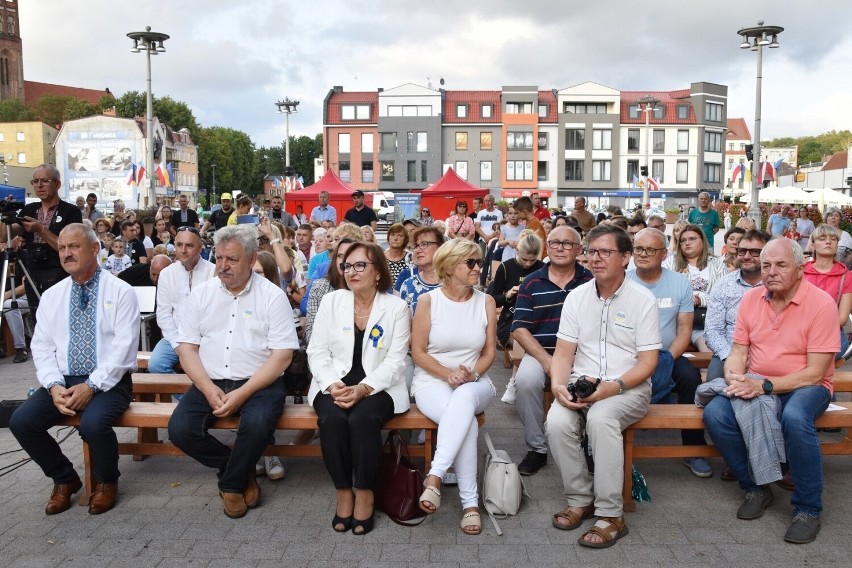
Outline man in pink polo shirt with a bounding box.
[703,238,838,545]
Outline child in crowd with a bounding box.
[105,237,132,275]
[784,220,801,242]
[159,231,176,255]
[99,232,115,267]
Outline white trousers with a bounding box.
[414,379,494,508]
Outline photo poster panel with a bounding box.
[63,130,138,206]
[394,193,421,223]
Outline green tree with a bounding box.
[0,98,33,122]
[114,90,147,119]
[154,96,200,136]
[195,126,257,203]
[62,98,99,121]
[288,133,323,186]
[765,130,852,165]
[29,95,90,126]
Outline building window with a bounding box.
[416,132,427,152]
[387,105,432,117]
[537,161,547,181]
[676,161,688,183]
[538,132,548,150]
[17,152,25,164]
[8,16,15,36]
[627,129,640,152]
[628,104,640,118]
[652,160,664,183]
[653,105,665,119]
[705,102,723,122]
[677,105,689,119]
[480,132,492,150]
[505,102,533,114]
[677,130,689,153]
[507,132,533,150]
[407,160,416,182]
[626,159,639,183]
[406,132,415,153]
[564,160,584,181]
[380,132,397,152]
[592,160,611,182]
[704,131,723,153]
[703,163,721,183]
[538,104,548,118]
[0,133,4,142]
[455,132,468,151]
[421,161,428,182]
[341,104,370,120]
[361,161,374,183]
[565,128,584,150]
[653,130,665,153]
[381,161,395,181]
[592,129,612,150]
[456,161,468,180]
[338,133,350,154]
[338,161,351,183]
[481,104,492,118]
[729,142,735,150]
[456,104,468,118]
[563,103,607,114]
[506,160,533,181]
[480,161,492,182]
[16,132,24,142]
[361,133,373,153]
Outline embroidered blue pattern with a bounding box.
[67,269,101,375]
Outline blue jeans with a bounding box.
[167,377,285,493]
[10,374,133,484]
[703,385,830,516]
[707,355,725,382]
[148,338,180,373]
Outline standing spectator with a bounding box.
[201,193,234,236]
[447,201,475,241]
[268,196,299,230]
[475,195,503,249]
[294,204,308,226]
[227,195,254,225]
[343,190,378,229]
[570,196,596,233]
[310,191,337,225]
[532,192,550,221]
[82,193,103,224]
[498,206,524,262]
[412,239,496,536]
[796,207,815,249]
[767,205,792,237]
[419,207,434,226]
[169,195,200,236]
[547,223,660,548]
[687,192,721,250]
[120,220,148,265]
[513,196,547,258]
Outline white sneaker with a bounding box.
[255,459,266,476]
[501,377,517,405]
[265,456,285,481]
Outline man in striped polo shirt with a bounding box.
[511,226,592,475]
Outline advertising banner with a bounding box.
[63,130,138,205]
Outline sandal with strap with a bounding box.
[419,484,441,514]
[460,510,482,535]
[578,516,629,549]
[552,504,595,531]
[332,514,352,533]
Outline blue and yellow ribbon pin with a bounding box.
[369,324,384,348]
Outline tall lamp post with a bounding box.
[637,95,660,211]
[738,20,783,225]
[128,26,169,208]
[211,164,217,208]
[275,98,300,200]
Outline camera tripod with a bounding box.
[0,219,41,339]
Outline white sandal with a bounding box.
[460,510,482,535]
[419,484,441,514]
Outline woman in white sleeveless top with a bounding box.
[411,239,497,536]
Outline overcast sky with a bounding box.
[20,0,852,148]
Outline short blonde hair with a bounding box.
[516,231,543,258]
[811,223,841,243]
[432,238,482,285]
[332,222,363,242]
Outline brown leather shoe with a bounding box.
[45,477,83,515]
[220,490,247,519]
[88,482,118,515]
[243,470,260,509]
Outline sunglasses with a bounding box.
[177,226,200,236]
[463,258,484,269]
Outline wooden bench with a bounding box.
[58,399,484,499]
[621,372,852,512]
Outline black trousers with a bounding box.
[313,390,394,490]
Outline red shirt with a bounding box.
[533,206,551,221]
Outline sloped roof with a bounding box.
[538,90,557,123]
[727,118,751,140]
[293,169,356,197]
[418,167,487,197]
[620,90,696,125]
[325,90,379,125]
[25,80,113,106]
[823,150,848,171]
[443,90,501,123]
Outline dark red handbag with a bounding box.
[375,430,427,525]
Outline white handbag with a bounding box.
[480,432,528,535]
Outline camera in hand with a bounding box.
[0,199,25,223]
[567,375,601,402]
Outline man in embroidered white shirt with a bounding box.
[167,225,299,519]
[148,226,215,373]
[11,223,139,516]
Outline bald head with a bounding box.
[149,255,173,284]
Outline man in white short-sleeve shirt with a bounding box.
[167,225,299,519]
[546,223,660,549]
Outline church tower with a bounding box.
[0,0,24,101]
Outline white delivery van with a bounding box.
[368,191,395,221]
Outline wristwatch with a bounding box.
[269,238,281,245]
[615,377,626,395]
[762,379,773,395]
[472,370,481,381]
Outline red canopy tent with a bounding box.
[284,170,356,222]
[416,167,489,221]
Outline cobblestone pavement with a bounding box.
[0,349,850,567]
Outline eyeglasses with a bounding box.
[586,248,617,259]
[177,226,200,236]
[30,178,56,185]
[679,236,700,245]
[547,240,580,251]
[458,205,467,209]
[410,241,439,250]
[340,261,373,273]
[633,246,666,257]
[736,248,763,257]
[463,258,485,269]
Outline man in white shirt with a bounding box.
[11,223,139,516]
[148,227,216,373]
[167,225,299,519]
[475,194,503,243]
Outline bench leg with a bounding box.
[623,430,636,513]
[133,393,162,461]
[76,441,95,506]
[423,429,433,472]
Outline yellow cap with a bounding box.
[220,193,232,201]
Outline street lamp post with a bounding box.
[211,164,217,207]
[738,20,783,226]
[127,26,169,209]
[637,95,660,212]
[275,98,300,200]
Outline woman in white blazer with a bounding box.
[307,242,411,536]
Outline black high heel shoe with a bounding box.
[332,514,353,533]
[351,513,374,536]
